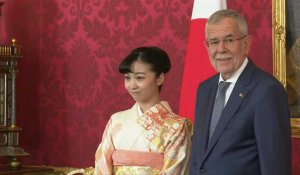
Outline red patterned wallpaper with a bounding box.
[293,138,300,175]
[1,0,298,173]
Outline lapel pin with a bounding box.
[239,93,244,98]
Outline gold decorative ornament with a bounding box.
[273,0,300,137]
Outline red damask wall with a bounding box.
[0,0,298,174]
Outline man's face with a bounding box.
[206,17,252,80]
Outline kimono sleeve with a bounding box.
[161,119,192,175]
[94,118,115,175]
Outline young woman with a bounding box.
[95,46,192,175]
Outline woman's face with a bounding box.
[124,60,163,105]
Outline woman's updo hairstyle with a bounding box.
[119,46,171,76]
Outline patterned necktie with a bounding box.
[209,81,231,140]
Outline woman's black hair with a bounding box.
[119,46,171,76]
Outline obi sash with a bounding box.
[112,149,164,170]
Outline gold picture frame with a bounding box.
[272,0,300,138]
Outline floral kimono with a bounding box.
[95,101,192,175]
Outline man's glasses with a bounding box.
[205,35,247,49]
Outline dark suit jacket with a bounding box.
[190,60,291,175]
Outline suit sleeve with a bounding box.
[254,83,291,175]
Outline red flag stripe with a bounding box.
[179,0,227,121]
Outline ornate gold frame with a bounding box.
[272,0,300,138]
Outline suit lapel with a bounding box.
[201,60,256,164]
[194,75,219,166]
[203,81,219,151]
